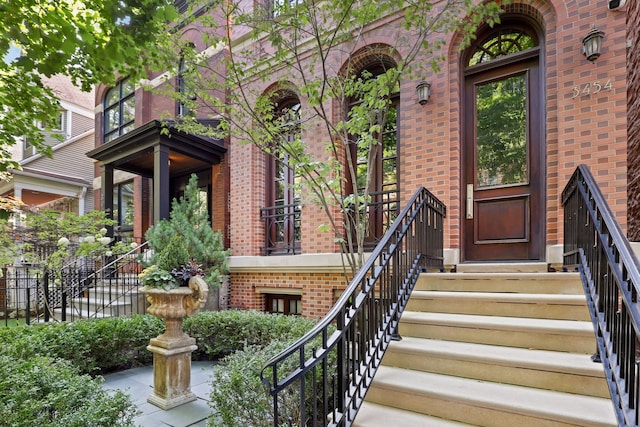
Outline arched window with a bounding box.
[347,62,400,250]
[103,78,135,143]
[177,53,196,117]
[468,29,537,66]
[262,95,302,255]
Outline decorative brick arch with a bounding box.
[332,44,402,127]
[261,80,301,106]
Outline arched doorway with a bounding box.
[462,18,545,261]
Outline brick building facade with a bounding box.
[628,0,640,240]
[91,0,629,319]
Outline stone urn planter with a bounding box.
[142,276,208,410]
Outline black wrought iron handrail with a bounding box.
[260,186,446,427]
[562,164,640,427]
[68,242,149,319]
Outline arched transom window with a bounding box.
[468,29,537,66]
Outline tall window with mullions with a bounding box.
[263,97,302,255]
[347,64,400,250]
[103,78,135,143]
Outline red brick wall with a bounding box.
[229,271,346,319]
[228,0,627,256]
[628,0,640,240]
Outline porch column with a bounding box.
[13,186,23,226]
[154,144,170,223]
[101,165,114,237]
[77,187,87,216]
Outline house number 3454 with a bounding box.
[571,79,613,98]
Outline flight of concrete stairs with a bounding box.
[354,265,618,426]
[54,274,146,320]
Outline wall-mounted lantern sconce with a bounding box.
[582,27,605,63]
[416,81,431,105]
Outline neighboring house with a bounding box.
[89,0,628,318]
[0,74,95,215]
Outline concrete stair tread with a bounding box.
[371,365,617,426]
[386,337,603,377]
[354,402,475,427]
[401,311,594,336]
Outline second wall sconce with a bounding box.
[416,81,431,105]
[582,27,605,62]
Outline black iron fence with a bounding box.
[362,188,399,252]
[562,164,640,427]
[260,186,445,427]
[261,202,302,256]
[1,244,148,326]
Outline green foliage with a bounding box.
[184,310,316,360]
[156,234,191,272]
[138,264,178,289]
[0,311,312,374]
[144,174,229,288]
[0,355,138,426]
[0,0,178,171]
[476,73,527,186]
[0,315,164,375]
[0,209,130,273]
[207,319,335,427]
[209,341,293,427]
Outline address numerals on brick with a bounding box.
[571,79,613,98]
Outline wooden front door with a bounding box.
[463,49,544,261]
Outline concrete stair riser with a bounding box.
[398,312,596,353]
[406,291,590,321]
[416,273,583,294]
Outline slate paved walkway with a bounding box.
[102,361,219,427]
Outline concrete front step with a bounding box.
[406,290,590,320]
[416,272,583,294]
[399,311,596,353]
[354,402,474,427]
[382,337,609,398]
[364,366,617,427]
[70,298,134,316]
[52,307,114,320]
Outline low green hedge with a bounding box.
[0,310,316,375]
[0,315,164,375]
[184,310,317,360]
[0,355,137,427]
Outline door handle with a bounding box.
[466,184,474,219]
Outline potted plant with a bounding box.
[137,174,228,409]
[138,232,203,316]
